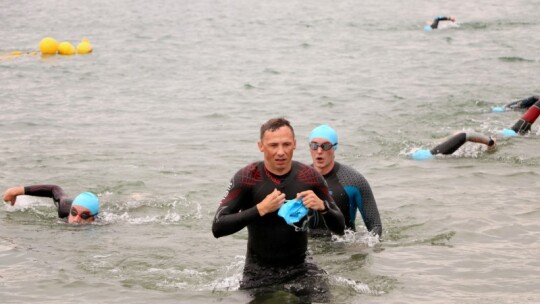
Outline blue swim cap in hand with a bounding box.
[423,25,433,31]
[278,199,308,225]
[411,149,433,160]
[492,107,505,113]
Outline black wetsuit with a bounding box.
[310,162,382,237]
[212,161,345,298]
[23,184,72,218]
[429,16,453,29]
[430,132,495,155]
[504,95,539,110]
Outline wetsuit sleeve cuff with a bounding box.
[319,200,330,214]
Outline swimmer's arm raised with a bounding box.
[3,184,67,205]
[3,186,24,205]
[23,184,67,201]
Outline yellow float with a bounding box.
[58,41,76,55]
[77,38,93,54]
[38,37,58,55]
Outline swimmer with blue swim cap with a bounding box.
[308,124,383,238]
[411,131,496,160]
[3,184,100,224]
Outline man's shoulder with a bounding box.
[294,161,325,184]
[335,162,367,181]
[233,162,264,182]
[294,161,320,174]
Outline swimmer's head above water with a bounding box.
[69,192,100,223]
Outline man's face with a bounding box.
[258,126,296,175]
[309,138,335,174]
[68,205,96,224]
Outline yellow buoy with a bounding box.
[77,38,93,54]
[39,37,59,54]
[58,41,76,55]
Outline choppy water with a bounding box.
[1,0,539,303]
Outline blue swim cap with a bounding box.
[411,149,434,160]
[72,192,100,215]
[423,25,433,31]
[309,125,338,150]
[492,107,505,113]
[500,128,517,137]
[278,199,308,225]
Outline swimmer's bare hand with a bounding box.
[297,190,325,212]
[3,186,24,206]
[257,188,285,216]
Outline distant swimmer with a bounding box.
[424,16,457,31]
[411,131,496,160]
[212,117,345,302]
[508,98,540,134]
[3,184,99,224]
[492,95,540,112]
[307,125,382,239]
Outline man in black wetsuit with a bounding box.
[3,184,100,224]
[212,117,345,301]
[307,125,382,238]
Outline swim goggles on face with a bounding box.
[70,208,97,220]
[309,142,336,151]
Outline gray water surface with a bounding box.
[1,0,539,303]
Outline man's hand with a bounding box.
[256,188,286,216]
[297,190,326,212]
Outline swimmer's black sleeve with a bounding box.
[314,178,346,236]
[430,16,452,29]
[504,95,539,110]
[430,132,467,155]
[212,164,262,238]
[24,184,72,218]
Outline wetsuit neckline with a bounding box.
[261,161,298,191]
[322,162,339,179]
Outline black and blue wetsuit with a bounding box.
[212,161,345,300]
[23,184,73,218]
[310,162,382,237]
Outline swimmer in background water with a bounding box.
[424,16,457,31]
[413,98,540,159]
[3,184,99,224]
[493,95,539,111]
[493,97,540,135]
[411,131,496,160]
